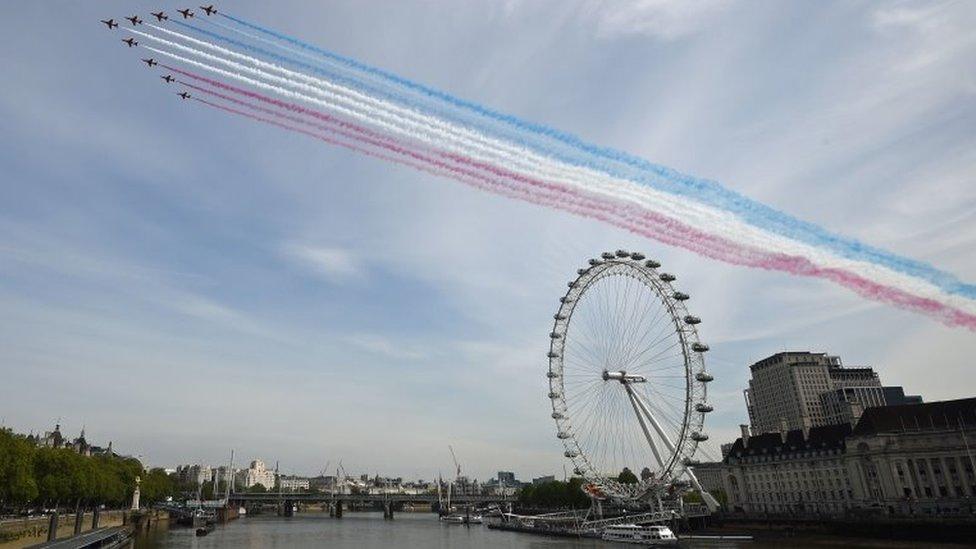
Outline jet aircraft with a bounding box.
[142,58,158,67]
[151,11,168,22]
[125,15,143,26]
[178,8,194,19]
[101,18,118,29]
[122,38,138,47]
[178,92,191,100]
[200,5,217,16]
[161,75,175,83]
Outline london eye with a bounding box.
[547,250,717,507]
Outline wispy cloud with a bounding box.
[281,243,362,282]
[587,0,736,40]
[343,333,428,361]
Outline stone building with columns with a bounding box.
[845,397,976,516]
[706,398,976,517]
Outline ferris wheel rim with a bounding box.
[547,252,713,501]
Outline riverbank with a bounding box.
[0,511,125,549]
[712,515,976,545]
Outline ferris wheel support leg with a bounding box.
[629,389,677,454]
[631,390,719,512]
[624,384,665,470]
[684,467,720,513]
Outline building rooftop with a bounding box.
[724,423,852,462]
[851,397,976,436]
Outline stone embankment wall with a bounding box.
[0,510,125,548]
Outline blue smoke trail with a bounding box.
[212,12,976,300]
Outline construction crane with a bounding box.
[449,445,461,480]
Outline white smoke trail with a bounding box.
[140,41,976,317]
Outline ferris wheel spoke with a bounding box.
[630,353,685,379]
[616,279,649,366]
[624,336,681,373]
[645,389,689,431]
[622,316,666,371]
[627,332,682,371]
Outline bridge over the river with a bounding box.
[227,492,516,519]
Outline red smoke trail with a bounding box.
[190,86,976,330]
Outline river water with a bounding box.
[131,512,967,548]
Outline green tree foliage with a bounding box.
[0,429,39,507]
[140,468,175,505]
[248,483,267,494]
[0,428,172,512]
[617,467,638,484]
[518,477,590,509]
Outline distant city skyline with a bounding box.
[2,0,975,480]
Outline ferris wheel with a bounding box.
[547,250,717,505]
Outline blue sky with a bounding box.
[1,0,975,481]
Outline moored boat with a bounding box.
[601,524,678,545]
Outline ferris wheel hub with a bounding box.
[602,370,647,384]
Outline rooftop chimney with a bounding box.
[779,418,789,444]
[740,424,751,449]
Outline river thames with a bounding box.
[131,512,971,548]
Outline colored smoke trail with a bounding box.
[183,67,976,330]
[121,14,976,329]
[215,12,976,302]
[147,39,976,318]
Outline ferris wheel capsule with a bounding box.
[547,351,560,358]
[683,315,701,325]
[660,273,676,282]
[645,259,661,268]
[601,252,615,260]
[690,432,709,442]
[695,403,714,413]
[615,249,630,258]
[691,343,709,352]
[695,372,714,382]
[630,252,645,260]
[673,291,690,301]
[589,259,603,266]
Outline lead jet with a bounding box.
[200,5,217,16]
[178,92,191,100]
[122,37,138,47]
[101,18,118,29]
[151,11,168,22]
[161,75,175,83]
[125,15,143,26]
[177,8,194,19]
[142,58,158,67]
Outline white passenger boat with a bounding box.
[440,514,465,523]
[601,524,678,545]
[439,513,483,524]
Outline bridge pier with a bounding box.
[335,500,343,519]
[47,512,59,542]
[284,500,294,517]
[383,502,394,520]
